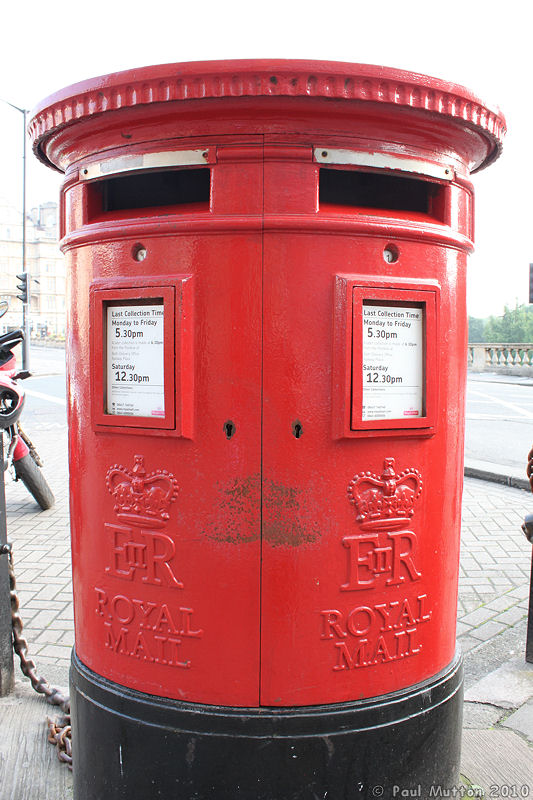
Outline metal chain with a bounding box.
[7,544,72,768]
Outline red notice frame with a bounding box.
[333,275,440,439]
[90,275,193,438]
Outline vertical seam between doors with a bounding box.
[259,134,265,705]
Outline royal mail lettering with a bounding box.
[96,588,203,669]
[320,594,431,670]
[105,522,183,588]
[104,624,191,668]
[321,594,431,640]
[341,530,422,591]
[318,460,431,672]
[95,588,202,635]
[333,626,421,670]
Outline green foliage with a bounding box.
[467,316,485,342]
[469,304,533,343]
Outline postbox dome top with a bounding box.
[29,59,505,174]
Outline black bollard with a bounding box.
[521,513,533,664]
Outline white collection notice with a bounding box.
[106,304,165,418]
[361,304,424,421]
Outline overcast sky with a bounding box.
[1,0,528,318]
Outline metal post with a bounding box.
[521,513,533,663]
[21,108,29,371]
[527,550,533,664]
[1,99,30,370]
[0,436,14,696]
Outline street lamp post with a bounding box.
[0,98,28,697]
[1,100,30,370]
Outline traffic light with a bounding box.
[16,272,28,304]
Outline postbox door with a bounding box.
[68,140,265,708]
[259,147,465,707]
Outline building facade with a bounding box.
[0,198,66,338]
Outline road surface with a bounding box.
[466,374,533,475]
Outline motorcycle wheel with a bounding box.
[14,453,55,510]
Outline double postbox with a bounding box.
[30,60,505,799]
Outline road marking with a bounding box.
[25,389,66,406]
[467,388,533,419]
[466,413,532,421]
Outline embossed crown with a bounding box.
[347,458,422,531]
[106,455,178,529]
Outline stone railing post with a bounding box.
[469,344,487,372]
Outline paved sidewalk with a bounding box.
[458,478,533,795]
[1,454,533,796]
[459,479,531,639]
[6,424,71,686]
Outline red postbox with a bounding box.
[30,60,505,799]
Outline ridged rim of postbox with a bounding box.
[29,59,506,174]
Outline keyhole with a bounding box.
[224,420,236,439]
[292,420,303,439]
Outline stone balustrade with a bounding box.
[468,343,533,376]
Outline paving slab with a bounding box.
[501,699,533,742]
[496,606,528,626]
[461,729,533,796]
[463,702,506,728]
[469,620,508,641]
[0,681,73,800]
[464,658,533,708]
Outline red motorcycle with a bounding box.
[0,308,55,511]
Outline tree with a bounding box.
[477,304,533,343]
[468,317,485,342]
[483,315,503,342]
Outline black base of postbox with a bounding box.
[70,650,463,800]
